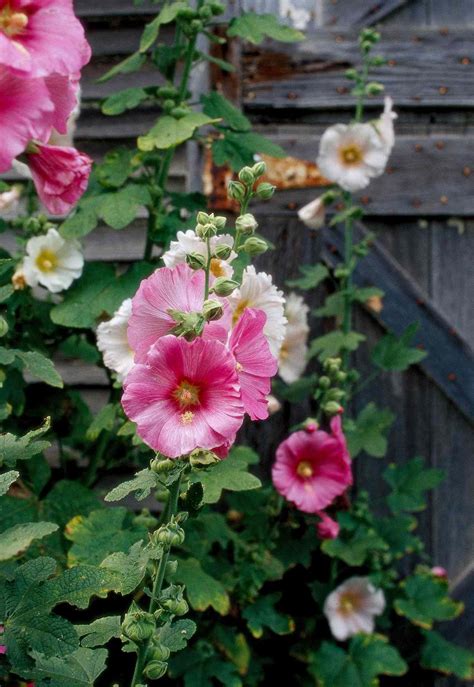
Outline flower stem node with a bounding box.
[242,236,268,256]
[143,660,168,680]
[256,182,276,200]
[227,180,246,202]
[323,401,343,416]
[150,456,175,474]
[121,608,155,643]
[185,252,207,270]
[202,299,224,322]
[238,166,255,185]
[189,448,220,467]
[212,277,239,297]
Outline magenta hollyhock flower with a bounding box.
[44,73,79,135]
[228,307,278,421]
[128,264,229,363]
[431,566,448,579]
[0,66,53,172]
[272,416,352,513]
[316,511,340,539]
[0,0,91,77]
[26,142,92,214]
[122,335,244,458]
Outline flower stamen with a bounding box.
[0,5,28,37]
[173,380,200,409]
[340,143,363,166]
[296,460,313,479]
[210,258,226,278]
[35,249,58,273]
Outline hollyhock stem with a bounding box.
[130,472,183,687]
[204,236,211,299]
[341,191,354,377]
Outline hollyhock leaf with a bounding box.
[420,630,474,679]
[372,323,427,371]
[104,469,159,503]
[60,207,100,239]
[65,508,147,566]
[384,457,444,513]
[212,627,250,675]
[98,51,147,83]
[30,647,107,686]
[0,418,51,468]
[275,373,317,401]
[99,185,151,230]
[322,521,388,566]
[394,570,463,629]
[100,541,150,595]
[190,447,261,504]
[43,480,102,528]
[0,284,14,303]
[242,593,294,638]
[138,113,220,151]
[139,2,187,52]
[96,148,135,188]
[274,526,318,569]
[76,616,121,648]
[198,51,236,73]
[86,403,117,441]
[212,130,285,171]
[102,87,148,115]
[160,619,197,652]
[375,514,421,558]
[174,557,230,615]
[228,13,305,44]
[0,470,18,496]
[345,403,395,458]
[0,521,58,561]
[15,350,63,388]
[309,635,407,687]
[201,92,251,131]
[59,335,100,364]
[309,330,365,361]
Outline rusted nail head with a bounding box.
[447,372,457,381]
[435,141,445,150]
[440,195,448,205]
[438,86,448,95]
[463,166,471,177]
[414,144,423,152]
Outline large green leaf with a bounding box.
[138,113,219,151]
[98,51,146,83]
[43,480,102,528]
[190,446,261,504]
[100,540,150,594]
[201,91,251,131]
[322,520,388,566]
[372,323,427,371]
[76,616,121,649]
[345,403,395,458]
[139,1,187,52]
[160,619,197,652]
[310,635,407,687]
[104,468,159,503]
[31,647,107,686]
[15,349,63,388]
[242,593,294,638]
[212,130,285,171]
[228,13,304,44]
[384,457,444,514]
[309,331,365,361]
[287,264,329,290]
[420,629,474,679]
[174,557,230,615]
[101,87,148,115]
[0,469,18,495]
[394,569,463,629]
[0,521,58,560]
[0,418,50,468]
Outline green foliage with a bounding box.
[31,647,108,686]
[139,1,188,52]
[345,402,395,457]
[0,418,50,468]
[138,113,219,151]
[76,616,122,648]
[190,446,261,503]
[0,469,18,495]
[322,510,388,566]
[309,330,366,361]
[286,264,329,290]
[242,593,294,638]
[372,323,427,371]
[309,635,407,686]
[202,92,251,132]
[384,457,444,513]
[228,13,305,44]
[420,630,474,679]
[212,131,285,171]
[104,467,159,502]
[100,540,151,594]
[0,521,58,560]
[160,619,197,652]
[175,557,230,615]
[102,87,149,115]
[394,569,463,629]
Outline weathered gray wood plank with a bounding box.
[74,0,153,16]
[321,0,416,27]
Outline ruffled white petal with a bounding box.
[96,298,134,382]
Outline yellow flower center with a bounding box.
[296,460,313,479]
[339,591,360,615]
[235,362,243,372]
[0,4,28,37]
[340,143,363,166]
[279,343,289,360]
[180,411,195,425]
[35,249,58,273]
[173,379,200,409]
[210,258,226,278]
[232,299,249,325]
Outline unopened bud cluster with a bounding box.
[315,357,347,416]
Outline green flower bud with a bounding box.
[122,610,155,643]
[238,166,255,185]
[189,448,220,466]
[323,401,343,416]
[0,317,8,337]
[148,642,171,662]
[235,212,258,235]
[227,180,246,202]
[251,161,267,178]
[326,388,345,401]
[170,106,189,119]
[198,5,213,20]
[323,357,342,372]
[212,214,227,230]
[196,211,210,225]
[202,299,224,322]
[196,222,217,239]
[162,99,176,113]
[177,7,197,20]
[213,243,232,260]
[365,81,384,96]
[318,375,331,389]
[165,559,178,576]
[345,68,358,80]
[208,0,225,15]
[157,84,179,100]
[190,18,203,32]
[212,277,239,297]
[336,371,347,383]
[185,252,206,270]
[242,236,268,256]
[256,182,276,200]
[162,598,189,616]
[150,456,175,474]
[334,267,350,279]
[143,660,168,680]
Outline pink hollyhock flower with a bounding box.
[0,0,91,77]
[272,416,352,513]
[26,142,92,215]
[431,566,448,579]
[122,335,244,458]
[316,511,340,539]
[44,73,79,136]
[128,264,229,363]
[0,66,53,172]
[228,307,278,421]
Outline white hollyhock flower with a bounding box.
[229,265,287,357]
[298,196,326,230]
[267,395,282,415]
[96,298,134,382]
[0,186,21,216]
[317,122,389,192]
[323,576,386,641]
[163,229,237,278]
[376,96,397,155]
[279,292,310,383]
[22,228,83,293]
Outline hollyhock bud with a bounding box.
[431,566,448,579]
[150,456,175,474]
[316,511,340,539]
[267,395,282,415]
[227,180,246,202]
[143,661,168,680]
[324,401,343,416]
[0,317,8,337]
[26,143,92,215]
[185,252,207,270]
[148,642,171,662]
[213,243,233,261]
[162,598,188,616]
[202,299,224,322]
[304,419,318,433]
[196,222,217,239]
[242,237,268,256]
[122,610,155,643]
[212,277,239,296]
[256,182,276,200]
[236,213,258,235]
[252,160,267,178]
[189,448,220,467]
[238,166,255,185]
[12,265,27,290]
